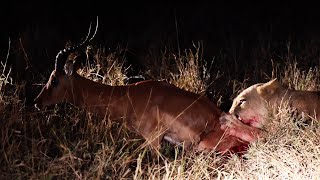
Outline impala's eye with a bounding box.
[51,77,59,87]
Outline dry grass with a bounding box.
[221,104,320,179]
[144,42,221,95]
[168,42,221,95]
[1,41,320,179]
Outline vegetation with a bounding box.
[1,39,320,179]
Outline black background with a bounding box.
[3,2,320,69]
[2,1,320,107]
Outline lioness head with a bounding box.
[229,79,280,128]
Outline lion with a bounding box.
[219,78,320,143]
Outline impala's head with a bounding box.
[34,18,98,110]
[34,69,71,109]
[33,56,85,109]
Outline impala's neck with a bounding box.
[65,74,127,115]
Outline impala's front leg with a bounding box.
[197,129,242,153]
[219,112,262,143]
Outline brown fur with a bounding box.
[220,78,320,143]
[34,69,244,154]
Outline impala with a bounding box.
[34,22,246,155]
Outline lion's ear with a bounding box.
[257,78,280,97]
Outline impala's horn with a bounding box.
[55,16,99,73]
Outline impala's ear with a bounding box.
[72,55,83,72]
[64,60,74,76]
[257,78,280,97]
[64,55,83,76]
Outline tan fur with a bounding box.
[220,78,320,143]
[34,70,244,154]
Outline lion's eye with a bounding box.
[239,99,246,105]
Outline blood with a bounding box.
[228,142,249,157]
[239,116,258,126]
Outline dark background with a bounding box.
[3,2,320,70]
[2,2,320,107]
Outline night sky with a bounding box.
[2,2,320,76]
[5,2,320,47]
